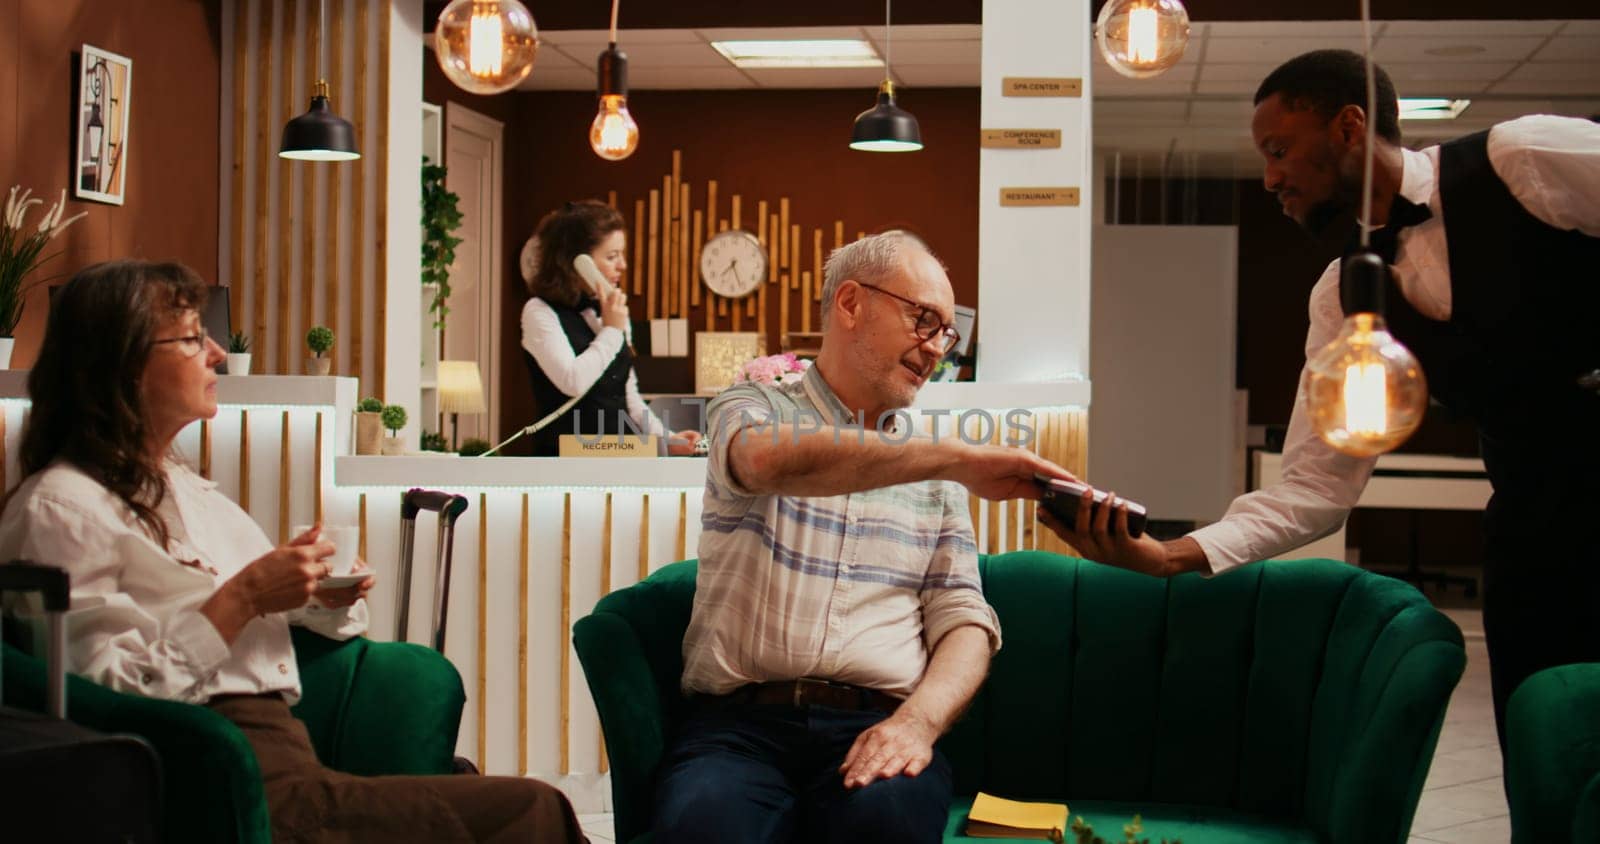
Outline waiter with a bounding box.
[1043,49,1600,757]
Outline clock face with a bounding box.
[700,230,768,299]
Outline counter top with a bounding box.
[335,455,709,489]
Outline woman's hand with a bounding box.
[203,527,335,644]
[313,558,373,609]
[599,288,630,331]
[667,429,703,456]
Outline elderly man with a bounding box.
[652,232,1072,844]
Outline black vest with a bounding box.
[1369,130,1600,532]
[522,298,635,456]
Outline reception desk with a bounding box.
[0,373,1089,809]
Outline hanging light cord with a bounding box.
[1358,0,1376,249]
[885,0,893,82]
[609,0,620,46]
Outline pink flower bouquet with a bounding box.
[734,352,812,386]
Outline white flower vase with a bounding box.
[226,353,252,375]
[0,337,13,369]
[380,437,405,456]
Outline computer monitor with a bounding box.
[50,284,233,373]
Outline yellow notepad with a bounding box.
[966,792,1068,842]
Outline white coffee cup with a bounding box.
[292,524,361,576]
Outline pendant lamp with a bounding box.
[850,0,921,152]
[590,0,639,161]
[280,0,360,161]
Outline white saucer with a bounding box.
[317,571,373,589]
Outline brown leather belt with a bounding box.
[697,678,903,715]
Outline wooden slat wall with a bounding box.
[223,0,388,393]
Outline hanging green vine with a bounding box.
[420,156,464,329]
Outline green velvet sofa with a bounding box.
[1507,662,1600,843]
[574,551,1466,843]
[1,627,466,843]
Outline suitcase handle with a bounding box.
[1,560,70,717]
[401,488,469,523]
[0,561,70,611]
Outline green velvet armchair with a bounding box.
[1,627,466,843]
[1506,662,1600,844]
[574,551,1466,844]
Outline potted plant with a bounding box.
[1,187,86,368]
[379,404,408,455]
[458,437,491,457]
[421,156,463,330]
[226,332,252,375]
[354,396,384,455]
[420,430,449,453]
[305,325,334,375]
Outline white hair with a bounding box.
[820,230,938,330]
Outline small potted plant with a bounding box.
[305,325,334,375]
[226,331,252,375]
[1,187,86,368]
[354,397,384,455]
[379,403,408,455]
[458,437,491,457]
[420,430,449,453]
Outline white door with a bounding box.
[443,103,504,445]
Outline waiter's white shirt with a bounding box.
[1190,115,1600,574]
[521,296,665,436]
[0,460,367,704]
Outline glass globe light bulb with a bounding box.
[1095,0,1191,79]
[590,94,639,161]
[434,0,539,95]
[1306,313,1429,458]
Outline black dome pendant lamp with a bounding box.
[280,0,360,161]
[850,0,922,152]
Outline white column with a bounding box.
[384,0,425,448]
[978,0,1094,386]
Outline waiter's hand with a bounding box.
[1037,488,1189,578]
[666,429,703,456]
[599,288,629,331]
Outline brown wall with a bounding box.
[420,68,979,448]
[0,0,220,368]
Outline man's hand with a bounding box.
[838,708,940,789]
[947,444,1074,502]
[1036,487,1206,578]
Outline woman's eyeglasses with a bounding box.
[152,327,211,358]
[858,284,961,354]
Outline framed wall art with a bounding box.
[76,44,133,205]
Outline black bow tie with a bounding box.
[1364,193,1434,266]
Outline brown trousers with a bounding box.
[211,695,585,844]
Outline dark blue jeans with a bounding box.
[652,702,952,844]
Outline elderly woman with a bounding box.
[0,260,583,843]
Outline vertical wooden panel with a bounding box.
[789,224,801,290]
[800,272,811,333]
[705,179,717,243]
[278,410,291,542]
[350,0,368,388]
[631,198,645,295]
[358,493,367,559]
[756,201,769,247]
[606,189,617,208]
[813,229,824,302]
[730,194,741,231]
[675,491,687,562]
[661,174,674,317]
[778,268,789,340]
[313,412,324,523]
[690,209,703,311]
[835,220,844,251]
[559,494,572,775]
[705,292,715,332]
[373,0,391,397]
[679,183,691,320]
[200,419,212,480]
[477,492,488,771]
[240,410,251,512]
[229,1,247,322]
[638,495,650,581]
[517,492,529,776]
[779,198,790,270]
[646,189,659,318]
[276,0,298,374]
[326,0,345,375]
[252,0,273,364]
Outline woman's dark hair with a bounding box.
[1254,49,1401,145]
[21,259,208,549]
[527,200,626,307]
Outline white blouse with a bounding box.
[520,296,665,436]
[0,461,366,705]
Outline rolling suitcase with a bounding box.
[0,561,163,842]
[393,488,470,653]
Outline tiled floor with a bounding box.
[574,610,1507,844]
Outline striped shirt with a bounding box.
[681,366,1002,698]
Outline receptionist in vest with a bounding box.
[1042,50,1600,761]
[520,200,703,456]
